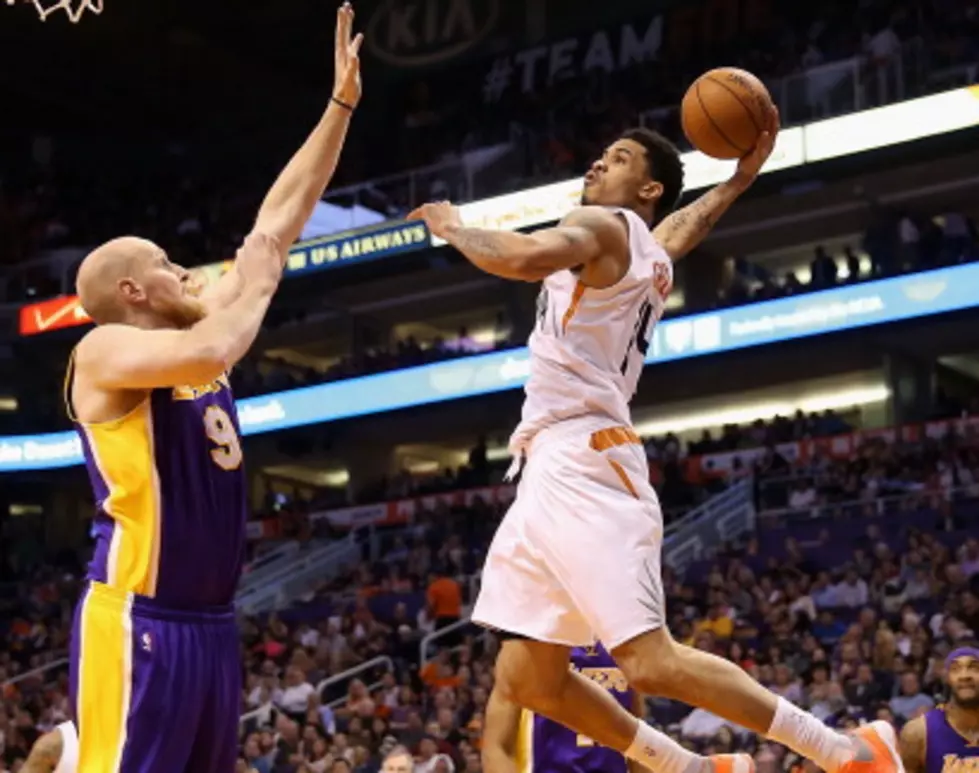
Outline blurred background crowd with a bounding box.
[2,410,979,772]
[2,0,979,771]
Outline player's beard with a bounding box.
[951,689,979,710]
[166,296,208,328]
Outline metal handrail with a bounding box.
[419,618,480,665]
[239,701,275,727]
[316,655,393,703]
[0,656,69,688]
[322,158,473,205]
[239,541,305,588]
[664,478,753,538]
[758,483,975,523]
[238,655,394,727]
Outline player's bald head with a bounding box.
[76,237,162,325]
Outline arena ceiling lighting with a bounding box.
[437,85,979,243]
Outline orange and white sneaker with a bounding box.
[839,721,905,773]
[709,753,755,773]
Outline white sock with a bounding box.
[766,697,854,773]
[625,720,707,773]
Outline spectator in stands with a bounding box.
[835,567,870,607]
[889,671,935,720]
[382,746,415,773]
[425,566,462,645]
[279,666,317,718]
[415,736,441,773]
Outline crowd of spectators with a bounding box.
[4,416,979,772]
[229,321,515,400]
[397,0,979,189]
[3,0,977,301]
[755,415,979,517]
[251,398,978,531]
[721,209,979,310]
[223,200,979,400]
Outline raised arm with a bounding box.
[482,687,523,773]
[201,3,362,313]
[899,716,926,773]
[253,2,362,249]
[653,108,779,261]
[408,203,629,283]
[75,233,282,391]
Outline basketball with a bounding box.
[681,68,775,160]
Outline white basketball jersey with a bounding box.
[54,721,78,773]
[509,207,673,453]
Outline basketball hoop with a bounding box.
[7,0,103,23]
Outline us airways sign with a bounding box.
[366,0,500,67]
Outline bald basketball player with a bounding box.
[65,5,363,773]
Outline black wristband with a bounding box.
[331,95,355,112]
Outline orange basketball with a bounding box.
[680,68,774,160]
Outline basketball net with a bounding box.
[11,0,103,22]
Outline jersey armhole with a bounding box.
[54,722,78,773]
[579,211,634,294]
[63,348,79,423]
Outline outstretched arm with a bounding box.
[408,204,628,282]
[653,108,779,261]
[203,2,362,311]
[253,2,362,249]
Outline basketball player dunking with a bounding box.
[410,113,902,773]
[65,5,362,772]
[900,646,979,773]
[483,642,749,773]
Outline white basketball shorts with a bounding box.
[472,417,665,649]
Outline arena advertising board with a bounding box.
[17,220,432,336]
[434,85,979,244]
[4,260,979,472]
[18,86,979,336]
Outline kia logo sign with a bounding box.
[367,0,499,67]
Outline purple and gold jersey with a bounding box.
[69,362,247,608]
[925,707,979,773]
[516,643,633,773]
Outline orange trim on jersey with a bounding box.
[561,281,586,334]
[606,459,639,499]
[590,426,641,452]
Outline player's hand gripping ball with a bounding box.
[681,67,776,160]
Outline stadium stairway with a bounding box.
[662,477,756,573]
[235,531,366,615]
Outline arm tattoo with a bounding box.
[444,227,507,258]
[662,190,719,240]
[24,731,62,773]
[654,179,742,259]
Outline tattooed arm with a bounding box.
[899,715,926,773]
[651,179,747,261]
[653,107,780,261]
[409,204,628,282]
[23,729,63,773]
